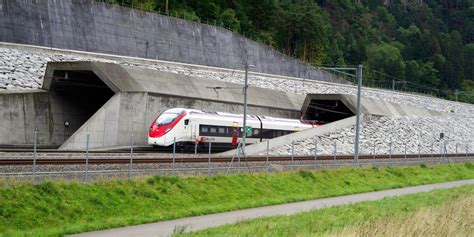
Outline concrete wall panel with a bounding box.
[0,90,110,147]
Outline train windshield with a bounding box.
[155,109,184,126]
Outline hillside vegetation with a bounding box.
[103,0,474,103]
[1,163,473,236]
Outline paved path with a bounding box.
[70,179,474,237]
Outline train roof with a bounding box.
[175,108,302,123]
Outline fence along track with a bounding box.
[1,153,473,166]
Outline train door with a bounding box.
[231,122,239,148]
[184,119,192,141]
[188,120,199,142]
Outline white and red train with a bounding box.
[148,108,319,147]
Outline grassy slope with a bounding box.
[180,185,474,236]
[0,163,473,236]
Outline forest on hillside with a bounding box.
[103,0,474,103]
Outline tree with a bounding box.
[405,60,440,87]
[219,9,240,31]
[464,43,474,80]
[366,43,406,82]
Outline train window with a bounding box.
[201,126,209,133]
[218,127,225,134]
[261,129,273,139]
[184,119,189,125]
[210,127,217,133]
[156,113,180,125]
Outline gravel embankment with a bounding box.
[263,115,474,156]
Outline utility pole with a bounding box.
[205,64,254,156]
[242,64,253,156]
[354,64,363,164]
[455,89,459,102]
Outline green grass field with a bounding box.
[178,185,474,236]
[1,163,473,236]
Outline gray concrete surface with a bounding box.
[0,0,347,84]
[0,90,93,147]
[221,115,358,156]
[302,94,443,117]
[43,61,305,112]
[69,179,474,237]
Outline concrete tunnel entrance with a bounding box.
[301,95,356,124]
[302,99,354,124]
[49,70,114,140]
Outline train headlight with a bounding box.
[164,128,172,133]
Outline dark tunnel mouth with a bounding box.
[302,99,355,124]
[50,70,115,142]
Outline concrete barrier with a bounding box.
[220,115,358,156]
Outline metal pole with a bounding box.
[266,140,270,172]
[129,133,134,180]
[238,143,241,174]
[466,144,469,158]
[389,138,392,161]
[455,143,458,158]
[291,141,295,170]
[32,128,38,181]
[392,79,395,91]
[440,142,443,163]
[208,141,212,176]
[172,137,176,175]
[373,140,376,165]
[431,143,434,158]
[418,143,421,159]
[242,64,250,156]
[354,64,363,165]
[194,139,197,155]
[333,141,337,168]
[404,142,407,165]
[85,132,89,183]
[314,138,318,169]
[444,141,448,163]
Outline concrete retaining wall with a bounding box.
[0,0,346,84]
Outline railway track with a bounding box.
[1,153,473,166]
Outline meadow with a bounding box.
[178,185,473,236]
